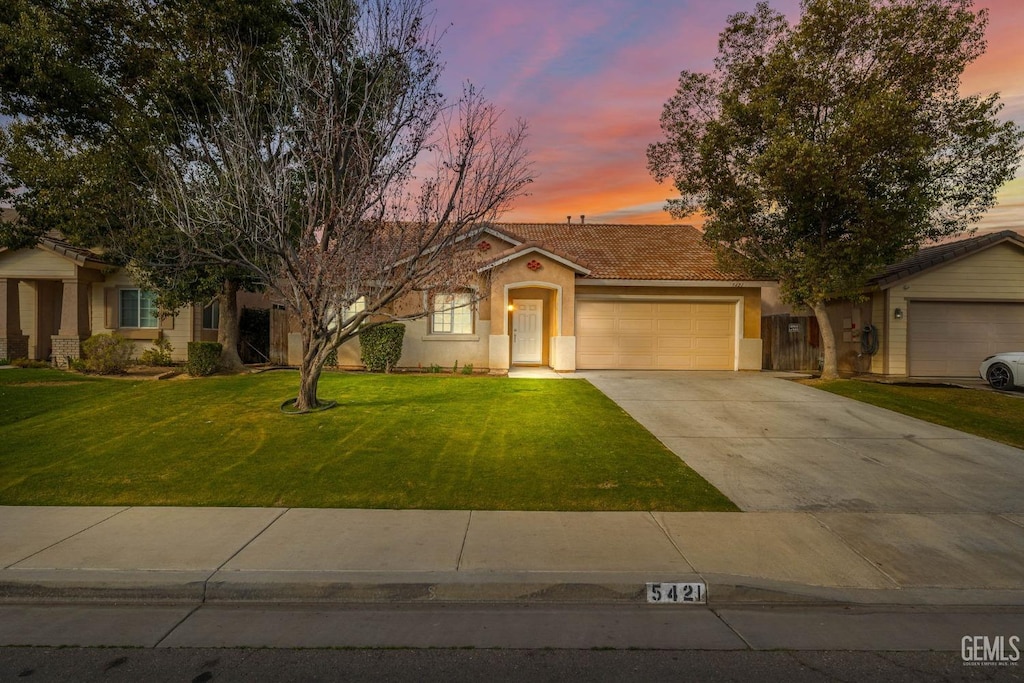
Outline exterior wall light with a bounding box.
[894,307,903,320]
[507,304,515,312]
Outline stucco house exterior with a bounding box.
[823,230,1024,377]
[2,222,769,372]
[323,223,770,373]
[0,232,241,364]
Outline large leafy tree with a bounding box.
[0,0,292,368]
[648,0,1022,379]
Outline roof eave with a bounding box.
[36,239,110,268]
[579,278,776,287]
[867,231,1024,289]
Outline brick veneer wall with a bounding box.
[0,334,29,361]
[50,335,83,367]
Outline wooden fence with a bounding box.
[270,304,290,365]
[761,314,820,372]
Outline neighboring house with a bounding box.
[0,232,256,364]
[322,223,770,373]
[822,230,1024,378]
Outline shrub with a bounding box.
[80,333,134,374]
[187,341,222,377]
[461,363,474,375]
[12,358,51,369]
[325,348,338,368]
[359,323,405,373]
[0,358,9,366]
[139,336,174,366]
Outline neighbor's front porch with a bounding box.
[0,268,103,365]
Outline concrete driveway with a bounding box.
[581,371,1024,513]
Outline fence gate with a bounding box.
[761,314,819,371]
[270,304,290,365]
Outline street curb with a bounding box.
[4,569,1024,607]
[0,569,208,604]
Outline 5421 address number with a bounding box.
[646,582,706,604]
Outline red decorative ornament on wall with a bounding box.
[526,259,542,271]
[477,240,492,251]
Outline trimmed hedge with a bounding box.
[359,323,405,373]
[80,333,134,374]
[187,341,222,377]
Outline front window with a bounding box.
[202,300,220,330]
[342,296,366,326]
[431,292,473,334]
[120,289,159,328]
[327,296,366,332]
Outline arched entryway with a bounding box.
[504,281,570,370]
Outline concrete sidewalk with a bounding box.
[3,506,1023,606]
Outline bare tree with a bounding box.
[153,0,532,410]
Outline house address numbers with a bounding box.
[646,582,707,604]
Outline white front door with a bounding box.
[511,299,543,364]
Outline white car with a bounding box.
[979,352,1024,390]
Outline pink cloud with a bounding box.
[436,1,1024,228]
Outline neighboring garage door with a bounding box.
[576,300,736,370]
[908,301,1024,377]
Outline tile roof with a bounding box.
[38,231,110,267]
[867,230,1024,288]
[0,218,109,266]
[477,240,591,274]
[484,223,754,281]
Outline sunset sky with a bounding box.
[432,0,1024,233]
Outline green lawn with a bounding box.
[808,379,1024,450]
[0,369,736,511]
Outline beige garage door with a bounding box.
[908,301,1024,377]
[576,300,736,370]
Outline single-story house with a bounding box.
[1,223,769,372]
[323,222,770,372]
[0,232,260,364]
[822,229,1024,377]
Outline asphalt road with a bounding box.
[4,646,1022,682]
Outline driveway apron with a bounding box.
[581,371,1024,513]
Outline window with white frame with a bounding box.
[119,289,159,328]
[343,296,366,325]
[431,292,473,334]
[327,296,366,332]
[202,300,220,330]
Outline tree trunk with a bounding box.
[294,330,328,411]
[294,357,323,411]
[810,299,839,380]
[218,278,244,371]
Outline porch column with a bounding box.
[488,334,510,371]
[550,335,576,372]
[0,278,29,360]
[51,278,90,367]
